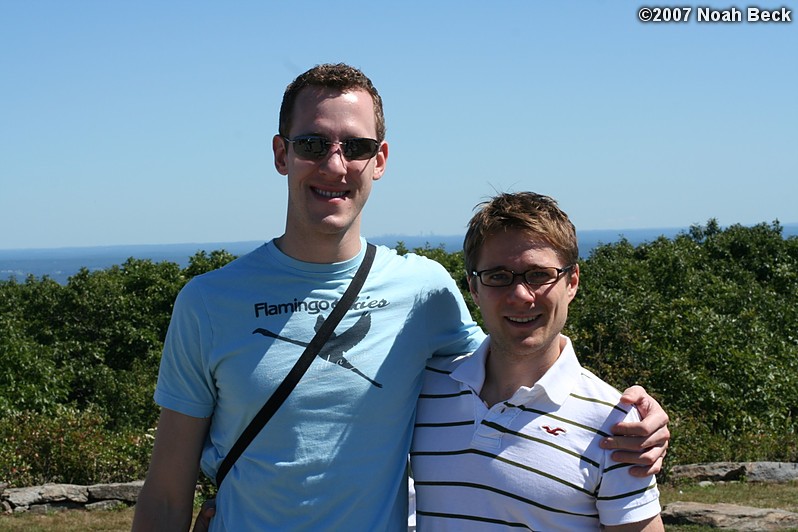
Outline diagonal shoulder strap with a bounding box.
[215,243,377,487]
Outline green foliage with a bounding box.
[0,406,153,487]
[568,220,798,467]
[0,250,236,485]
[396,242,482,326]
[1,227,797,485]
[0,314,68,415]
[183,249,238,279]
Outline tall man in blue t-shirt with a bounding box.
[132,64,670,531]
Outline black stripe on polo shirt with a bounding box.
[410,448,597,497]
[570,392,631,415]
[414,480,600,519]
[418,389,473,399]
[416,509,534,530]
[507,401,613,438]
[479,420,601,468]
[596,482,659,501]
[424,365,453,375]
[415,419,473,428]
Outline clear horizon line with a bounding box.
[2,222,796,253]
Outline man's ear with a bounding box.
[567,263,580,301]
[371,141,389,181]
[468,274,480,306]
[273,135,289,176]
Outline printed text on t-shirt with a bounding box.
[254,296,390,317]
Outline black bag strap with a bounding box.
[215,243,377,487]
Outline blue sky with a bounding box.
[1,1,795,250]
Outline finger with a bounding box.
[192,499,216,532]
[618,385,646,405]
[628,455,665,477]
[616,387,670,433]
[612,411,669,434]
[602,430,669,452]
[608,441,667,466]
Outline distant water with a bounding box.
[2,225,796,285]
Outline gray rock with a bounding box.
[88,480,144,503]
[671,462,748,481]
[663,501,798,531]
[746,462,798,483]
[5,486,43,507]
[28,501,83,515]
[41,483,89,503]
[86,499,126,511]
[671,462,798,483]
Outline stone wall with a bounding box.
[671,461,798,483]
[3,463,798,529]
[663,462,798,530]
[1,481,143,514]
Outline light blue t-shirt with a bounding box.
[155,238,485,530]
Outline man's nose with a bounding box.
[318,144,347,175]
[508,278,537,302]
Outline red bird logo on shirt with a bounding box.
[542,425,566,436]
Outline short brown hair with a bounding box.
[463,192,579,275]
[278,63,386,142]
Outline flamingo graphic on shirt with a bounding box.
[252,312,382,388]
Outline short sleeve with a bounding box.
[154,280,217,418]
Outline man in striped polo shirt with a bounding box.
[411,192,664,531]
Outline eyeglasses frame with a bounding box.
[279,134,381,161]
[470,264,576,288]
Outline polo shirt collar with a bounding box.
[449,334,582,407]
[449,337,489,392]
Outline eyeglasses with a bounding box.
[471,265,575,288]
[280,135,381,161]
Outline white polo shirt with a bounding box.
[410,335,661,531]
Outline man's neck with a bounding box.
[479,337,565,408]
[275,229,363,264]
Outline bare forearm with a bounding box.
[132,489,194,531]
[132,408,210,532]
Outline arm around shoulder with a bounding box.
[132,408,211,532]
[603,385,670,476]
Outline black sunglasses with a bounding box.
[281,135,381,161]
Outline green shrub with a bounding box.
[1,231,797,487]
[0,406,153,487]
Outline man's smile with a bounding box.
[312,187,348,199]
[506,314,541,324]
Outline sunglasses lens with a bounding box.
[293,137,329,160]
[289,136,379,161]
[343,139,380,160]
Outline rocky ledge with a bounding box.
[1,481,143,514]
[661,462,798,530]
[2,462,797,529]
[671,461,798,483]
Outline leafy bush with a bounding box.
[0,406,153,487]
[567,221,798,468]
[0,251,236,485]
[1,228,796,486]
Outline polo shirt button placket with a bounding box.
[471,402,520,451]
